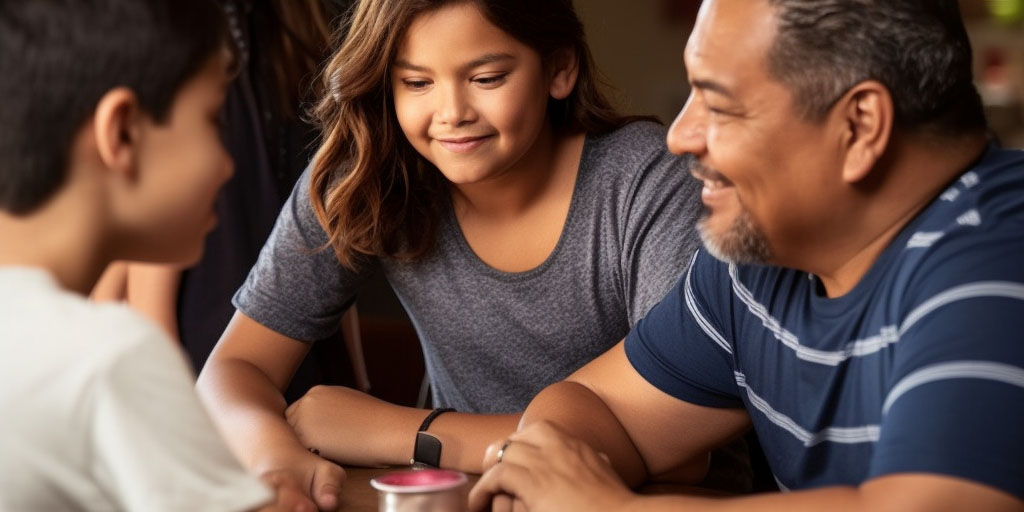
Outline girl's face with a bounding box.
[391,2,565,185]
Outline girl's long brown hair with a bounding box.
[250,0,335,117]
[311,0,648,269]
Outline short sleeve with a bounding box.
[233,165,368,342]
[92,325,271,511]
[868,237,1024,500]
[625,251,743,408]
[619,134,703,325]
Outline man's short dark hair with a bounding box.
[766,0,986,136]
[0,0,229,214]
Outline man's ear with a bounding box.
[92,87,143,181]
[548,48,580,100]
[834,80,893,184]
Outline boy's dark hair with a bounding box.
[766,0,986,137]
[0,0,230,215]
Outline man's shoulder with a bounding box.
[895,147,1024,291]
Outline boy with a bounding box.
[0,1,315,510]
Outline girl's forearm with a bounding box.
[428,412,521,472]
[196,357,308,471]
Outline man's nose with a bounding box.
[666,93,707,157]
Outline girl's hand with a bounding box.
[255,452,345,512]
[256,468,323,512]
[285,385,422,467]
[468,421,637,512]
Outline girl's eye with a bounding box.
[402,79,431,90]
[473,73,508,87]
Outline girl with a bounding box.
[197,0,708,507]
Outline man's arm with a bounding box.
[517,340,750,486]
[470,422,1024,512]
[469,340,1024,512]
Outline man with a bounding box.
[468,0,1024,510]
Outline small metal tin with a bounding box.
[370,468,468,512]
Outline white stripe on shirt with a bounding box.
[728,270,1024,366]
[882,360,1024,415]
[735,372,881,447]
[685,253,733,355]
[899,281,1024,336]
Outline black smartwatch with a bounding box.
[410,408,455,468]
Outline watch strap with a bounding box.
[410,407,455,468]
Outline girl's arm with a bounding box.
[91,261,128,302]
[90,262,182,340]
[284,386,519,472]
[90,262,180,341]
[196,310,345,511]
[124,263,182,339]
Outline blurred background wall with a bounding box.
[574,0,696,124]
[579,0,1023,146]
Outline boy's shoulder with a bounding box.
[0,267,175,372]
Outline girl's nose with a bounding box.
[435,83,474,126]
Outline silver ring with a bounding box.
[495,440,512,464]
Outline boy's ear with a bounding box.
[834,80,893,184]
[548,48,579,101]
[92,87,143,180]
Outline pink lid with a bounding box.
[370,469,468,494]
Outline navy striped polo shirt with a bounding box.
[626,145,1024,499]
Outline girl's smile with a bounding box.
[435,135,495,154]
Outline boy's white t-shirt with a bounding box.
[0,267,271,511]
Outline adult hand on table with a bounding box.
[285,385,421,468]
[469,421,636,512]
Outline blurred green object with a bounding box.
[988,0,1024,25]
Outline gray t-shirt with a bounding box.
[234,121,702,413]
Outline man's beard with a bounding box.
[697,200,774,265]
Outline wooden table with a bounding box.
[340,467,479,511]
[339,466,727,511]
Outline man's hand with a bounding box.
[469,421,637,512]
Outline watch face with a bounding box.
[413,431,444,468]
